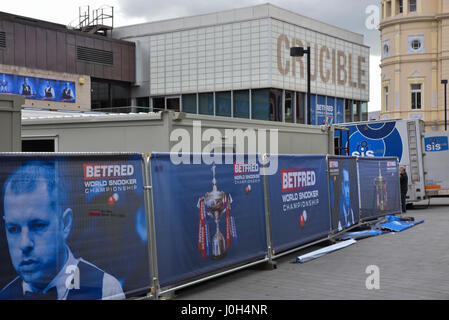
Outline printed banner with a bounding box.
[267,155,331,253]
[358,158,401,220]
[316,95,328,125]
[310,95,343,125]
[336,98,344,123]
[339,121,404,160]
[0,155,150,300]
[0,73,75,102]
[328,157,360,232]
[424,136,449,152]
[150,153,267,287]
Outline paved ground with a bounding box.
[172,198,449,300]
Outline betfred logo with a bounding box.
[83,163,134,180]
[387,161,396,168]
[329,160,338,169]
[281,169,316,193]
[234,162,259,175]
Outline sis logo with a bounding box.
[347,122,403,161]
[424,136,449,152]
[352,140,375,157]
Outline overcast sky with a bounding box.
[1,0,381,111]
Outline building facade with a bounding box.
[0,11,136,112]
[114,4,369,125]
[380,0,449,131]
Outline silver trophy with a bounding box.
[375,162,387,211]
[203,165,228,259]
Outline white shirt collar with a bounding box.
[22,246,80,300]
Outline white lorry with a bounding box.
[335,118,449,203]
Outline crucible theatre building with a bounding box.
[113,3,369,125]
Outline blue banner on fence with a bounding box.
[358,158,401,220]
[150,153,267,287]
[267,155,330,253]
[0,154,150,300]
[328,157,360,233]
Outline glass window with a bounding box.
[385,87,389,112]
[166,97,180,111]
[345,99,352,122]
[316,95,327,125]
[136,97,150,112]
[296,92,306,124]
[411,83,422,109]
[91,81,109,110]
[285,91,294,123]
[269,89,282,122]
[215,91,231,117]
[411,39,421,50]
[91,80,131,112]
[409,0,417,12]
[233,90,250,119]
[336,98,345,123]
[326,96,336,124]
[251,89,270,121]
[199,92,214,115]
[152,97,165,111]
[353,100,360,122]
[361,102,368,121]
[383,41,390,57]
[182,94,197,114]
[111,82,131,111]
[397,0,403,14]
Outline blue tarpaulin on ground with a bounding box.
[339,215,424,240]
[381,215,425,232]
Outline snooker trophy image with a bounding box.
[197,165,237,260]
[375,162,388,211]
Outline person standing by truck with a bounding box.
[400,167,408,213]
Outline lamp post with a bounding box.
[442,79,448,131]
[290,46,311,125]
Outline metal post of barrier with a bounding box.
[326,155,334,237]
[261,153,274,262]
[397,157,403,215]
[356,156,363,223]
[142,154,160,300]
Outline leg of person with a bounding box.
[401,193,407,213]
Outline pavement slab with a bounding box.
[172,198,449,300]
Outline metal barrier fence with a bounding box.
[0,152,400,300]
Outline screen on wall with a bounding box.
[0,73,76,103]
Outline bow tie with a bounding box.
[24,286,58,300]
